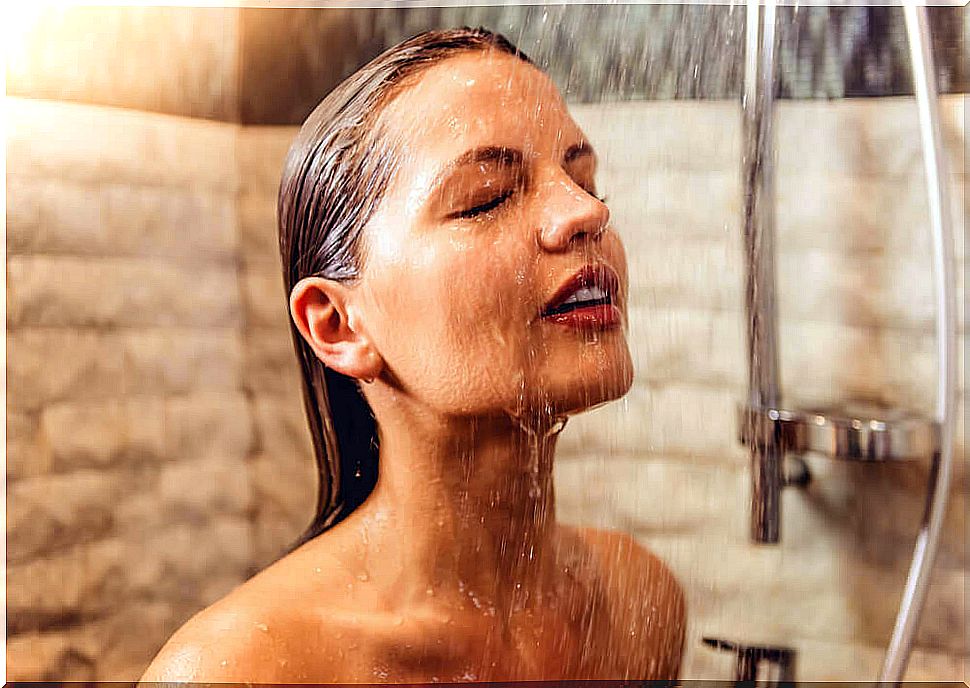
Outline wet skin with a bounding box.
[140,49,686,683]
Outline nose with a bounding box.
[536,172,610,251]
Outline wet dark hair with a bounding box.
[277,27,534,553]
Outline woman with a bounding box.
[141,26,686,683]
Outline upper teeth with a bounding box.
[562,284,608,305]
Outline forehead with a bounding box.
[381,50,582,165]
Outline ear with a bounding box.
[289,276,382,382]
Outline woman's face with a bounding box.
[354,49,633,421]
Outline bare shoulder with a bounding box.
[139,591,285,684]
[564,525,687,678]
[573,526,685,601]
[139,548,359,684]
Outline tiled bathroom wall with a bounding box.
[6,99,255,679]
[6,93,966,680]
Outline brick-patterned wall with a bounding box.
[6,94,966,680]
[235,127,317,567]
[6,99,256,680]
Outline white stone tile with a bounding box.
[6,410,50,481]
[778,319,941,411]
[250,449,316,525]
[241,262,290,328]
[622,233,961,334]
[243,326,304,395]
[777,96,965,179]
[7,471,126,564]
[39,397,168,471]
[7,255,242,328]
[555,456,749,543]
[6,175,240,276]
[557,382,748,460]
[776,247,965,333]
[252,392,314,461]
[6,97,238,190]
[165,391,254,462]
[603,170,741,248]
[7,329,125,411]
[236,125,298,194]
[238,190,280,260]
[6,625,102,681]
[120,327,244,396]
[626,238,744,312]
[572,100,741,174]
[623,306,963,415]
[626,306,746,390]
[156,455,254,521]
[776,171,965,264]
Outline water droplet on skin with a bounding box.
[314,567,322,574]
[219,660,228,667]
[357,570,370,582]
[255,622,269,632]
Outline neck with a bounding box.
[341,398,569,613]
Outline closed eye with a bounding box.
[455,189,514,219]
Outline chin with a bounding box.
[548,345,635,416]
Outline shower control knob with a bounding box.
[702,636,796,685]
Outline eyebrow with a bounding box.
[447,145,523,176]
[431,146,522,196]
[429,141,597,196]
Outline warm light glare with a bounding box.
[4,2,56,81]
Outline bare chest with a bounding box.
[304,590,645,682]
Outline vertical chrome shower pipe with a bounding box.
[879,4,957,683]
[743,0,783,543]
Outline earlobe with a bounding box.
[360,348,383,384]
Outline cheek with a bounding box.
[399,253,538,401]
[440,249,534,353]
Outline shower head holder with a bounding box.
[738,402,940,463]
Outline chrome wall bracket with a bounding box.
[738,403,941,464]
